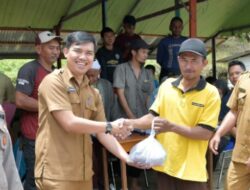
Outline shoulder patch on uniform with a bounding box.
[17,78,29,86]
[241,70,250,77]
[192,102,204,107]
[53,68,63,74]
[86,96,94,107]
[1,134,7,150]
[239,87,246,93]
[67,86,77,93]
[242,71,250,74]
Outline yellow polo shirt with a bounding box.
[150,77,220,182]
[35,67,105,182]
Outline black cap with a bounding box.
[178,38,207,58]
[131,39,149,50]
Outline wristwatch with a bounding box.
[105,122,113,134]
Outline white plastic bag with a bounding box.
[129,120,166,167]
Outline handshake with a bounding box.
[109,118,134,139]
[108,116,175,139]
[108,117,167,169]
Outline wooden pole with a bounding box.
[189,0,197,37]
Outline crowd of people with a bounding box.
[0,14,249,190]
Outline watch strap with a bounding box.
[105,122,112,134]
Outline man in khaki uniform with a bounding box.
[35,31,140,190]
[0,105,23,190]
[210,71,250,190]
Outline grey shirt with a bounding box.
[0,106,23,190]
[93,78,120,121]
[113,62,154,118]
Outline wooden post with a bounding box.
[189,0,197,37]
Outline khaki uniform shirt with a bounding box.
[227,71,250,164]
[0,105,23,190]
[35,67,105,181]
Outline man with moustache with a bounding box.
[16,31,61,190]
[35,31,142,190]
[126,38,220,190]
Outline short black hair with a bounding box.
[65,31,96,51]
[228,60,246,72]
[100,27,114,38]
[145,65,156,73]
[123,15,136,26]
[214,79,229,97]
[205,76,217,85]
[169,16,183,27]
[130,39,149,50]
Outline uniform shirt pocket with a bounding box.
[84,96,97,119]
[237,92,247,110]
[68,92,81,116]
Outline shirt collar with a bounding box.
[172,76,207,92]
[62,66,89,87]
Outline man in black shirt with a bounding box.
[96,27,123,83]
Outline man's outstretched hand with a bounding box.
[111,118,133,139]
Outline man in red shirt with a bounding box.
[15,31,61,190]
[114,15,141,61]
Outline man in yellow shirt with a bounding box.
[126,38,220,190]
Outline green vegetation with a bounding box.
[0,59,31,84]
[0,59,67,85]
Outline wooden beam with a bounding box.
[0,53,37,59]
[116,0,142,33]
[55,0,76,30]
[0,27,51,32]
[136,0,206,23]
[189,0,197,37]
[101,0,107,29]
[175,0,180,17]
[61,0,102,23]
[0,41,34,45]
[212,37,217,79]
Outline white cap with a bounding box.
[37,31,62,44]
[91,59,101,70]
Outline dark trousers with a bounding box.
[156,171,208,190]
[92,137,104,189]
[22,137,36,190]
[213,136,230,170]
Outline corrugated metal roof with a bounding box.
[0,0,250,58]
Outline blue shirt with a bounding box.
[157,35,187,75]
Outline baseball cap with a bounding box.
[178,38,207,58]
[36,31,62,44]
[91,59,101,70]
[131,39,149,50]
